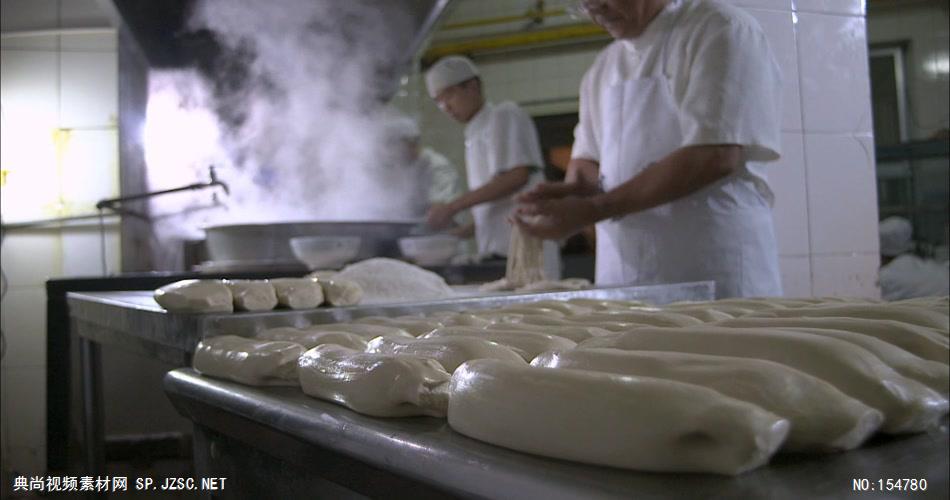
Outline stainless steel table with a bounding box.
[164,369,949,500]
[67,281,714,477]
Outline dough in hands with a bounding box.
[298,344,451,417]
[193,335,304,386]
[532,349,883,453]
[154,280,233,313]
[447,359,789,475]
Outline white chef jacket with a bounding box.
[464,100,545,256]
[572,0,782,206]
[879,254,950,301]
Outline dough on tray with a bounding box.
[256,327,369,351]
[532,349,883,452]
[746,304,949,332]
[335,258,455,304]
[270,278,324,309]
[193,335,304,386]
[298,345,450,417]
[366,335,525,373]
[224,279,278,312]
[447,359,789,475]
[303,322,414,339]
[422,326,576,361]
[154,280,233,313]
[580,327,949,434]
[312,277,363,306]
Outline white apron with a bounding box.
[594,16,781,298]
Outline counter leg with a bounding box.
[79,338,105,478]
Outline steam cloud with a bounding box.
[143,0,426,267]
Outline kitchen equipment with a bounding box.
[204,221,420,263]
[290,236,362,270]
[398,234,460,266]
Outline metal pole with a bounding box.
[79,338,105,479]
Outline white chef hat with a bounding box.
[425,56,480,98]
[879,216,914,256]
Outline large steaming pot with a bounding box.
[204,221,421,263]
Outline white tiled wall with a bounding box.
[417,0,881,298]
[1,0,122,478]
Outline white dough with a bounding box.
[270,278,324,309]
[335,258,455,304]
[532,349,883,452]
[505,224,546,287]
[365,335,525,373]
[447,359,789,475]
[312,277,363,306]
[580,327,949,433]
[484,322,614,343]
[747,304,949,331]
[298,345,450,417]
[354,316,444,336]
[257,327,368,350]
[193,335,304,386]
[224,280,278,312]
[515,300,597,316]
[573,310,704,327]
[154,280,233,313]
[422,326,576,361]
[716,316,949,364]
[304,322,414,339]
[659,307,735,323]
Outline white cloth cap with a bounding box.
[879,216,914,256]
[425,56,479,98]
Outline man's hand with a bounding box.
[426,202,457,230]
[512,195,604,240]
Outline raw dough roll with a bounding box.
[304,322,414,339]
[154,280,233,313]
[716,317,949,365]
[518,315,639,332]
[366,336,525,373]
[580,327,948,433]
[448,359,790,475]
[573,310,704,328]
[354,316,444,336]
[312,277,363,306]
[223,280,278,312]
[532,349,883,452]
[659,307,735,323]
[746,304,949,331]
[257,327,368,350]
[515,300,597,316]
[298,345,450,417]
[270,278,324,309]
[193,335,304,386]
[665,302,755,317]
[422,327,576,361]
[484,322,614,343]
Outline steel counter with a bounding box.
[67,281,714,477]
[164,368,949,500]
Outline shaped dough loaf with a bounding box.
[270,278,324,309]
[304,322,413,339]
[298,345,450,417]
[532,349,883,452]
[448,359,789,475]
[193,335,304,386]
[366,336,525,373]
[580,327,948,433]
[746,304,949,331]
[224,280,278,312]
[716,317,949,365]
[154,280,233,313]
[422,326,576,361]
[257,327,368,350]
[312,277,363,306]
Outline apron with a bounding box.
[594,11,782,298]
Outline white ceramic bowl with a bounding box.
[289,236,361,270]
[398,235,459,266]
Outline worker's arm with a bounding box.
[448,222,475,238]
[427,165,533,229]
[515,145,743,239]
[517,158,601,203]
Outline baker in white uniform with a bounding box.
[515,0,782,298]
[425,56,560,278]
[387,116,463,219]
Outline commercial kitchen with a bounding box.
[1,0,948,498]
